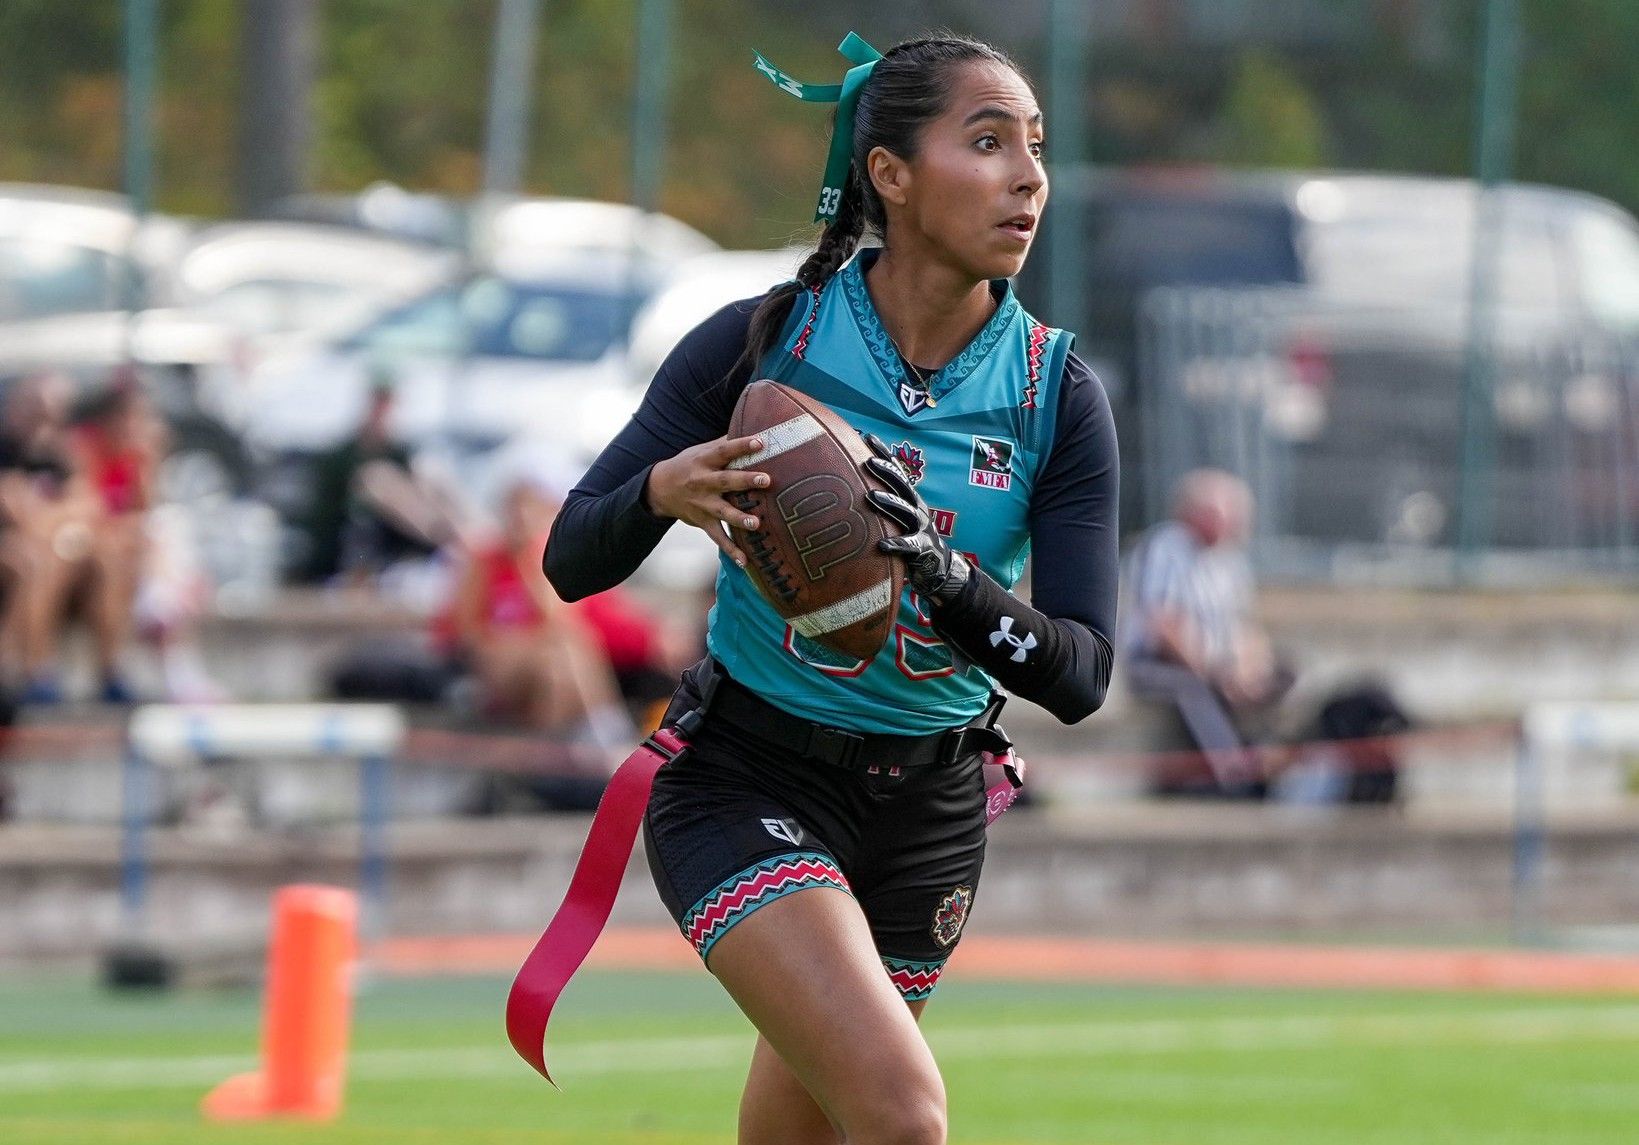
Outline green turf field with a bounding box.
[1,968,1636,1144]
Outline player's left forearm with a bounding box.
[930,567,1113,724]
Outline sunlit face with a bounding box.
[503,483,559,545]
[874,61,1048,282]
[1179,476,1253,548]
[107,392,152,445]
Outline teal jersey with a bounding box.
[705,248,1073,735]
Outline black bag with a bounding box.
[1315,683,1411,804]
[328,638,461,703]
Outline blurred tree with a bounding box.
[1512,0,1639,218]
[0,0,123,187]
[314,0,491,195]
[3,0,1639,250]
[1212,50,1327,168]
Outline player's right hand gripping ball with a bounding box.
[726,380,904,663]
[862,433,971,605]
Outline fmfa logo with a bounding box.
[969,436,1014,491]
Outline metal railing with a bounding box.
[1138,284,1639,585]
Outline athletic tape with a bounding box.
[727,413,823,468]
[789,578,895,638]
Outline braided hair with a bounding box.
[734,34,1031,379]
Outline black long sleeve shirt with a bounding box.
[546,292,1120,723]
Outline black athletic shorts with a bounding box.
[643,659,988,1001]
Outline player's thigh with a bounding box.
[738,999,931,1145]
[709,887,945,1142]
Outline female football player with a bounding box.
[546,32,1119,1145]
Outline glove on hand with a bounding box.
[862,433,971,604]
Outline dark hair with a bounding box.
[733,34,1030,379]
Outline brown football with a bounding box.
[726,380,903,664]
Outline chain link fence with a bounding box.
[1138,284,1639,584]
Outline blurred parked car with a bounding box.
[0,183,187,321]
[614,247,808,589]
[246,257,654,457]
[226,197,720,576]
[273,182,466,246]
[0,204,456,506]
[177,222,455,345]
[475,196,719,268]
[624,247,806,386]
[244,255,691,573]
[1021,169,1639,548]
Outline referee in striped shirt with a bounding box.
[1120,470,1291,796]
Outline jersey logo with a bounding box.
[931,884,974,948]
[969,436,1014,491]
[889,441,925,485]
[897,381,930,416]
[989,616,1037,662]
[761,818,806,846]
[929,508,956,537]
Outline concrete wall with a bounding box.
[5,807,1636,964]
[169,586,1639,718]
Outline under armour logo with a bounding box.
[989,616,1037,663]
[761,817,805,846]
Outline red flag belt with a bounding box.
[505,726,687,1085]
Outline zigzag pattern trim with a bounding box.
[1022,321,1049,410]
[883,956,947,1001]
[683,852,851,958]
[838,256,1021,404]
[791,286,823,360]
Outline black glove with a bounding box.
[862,433,971,604]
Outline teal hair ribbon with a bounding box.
[753,32,883,223]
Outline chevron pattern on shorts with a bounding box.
[683,852,851,958]
[882,957,947,1001]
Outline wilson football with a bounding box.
[726,380,903,663]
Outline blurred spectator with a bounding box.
[70,375,161,698]
[1120,469,1293,797]
[0,371,151,702]
[333,452,697,730]
[438,473,634,745]
[134,502,227,703]
[301,375,438,584]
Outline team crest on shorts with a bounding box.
[889,441,926,485]
[969,436,1014,490]
[931,884,974,948]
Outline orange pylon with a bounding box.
[202,884,358,1122]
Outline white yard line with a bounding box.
[2,1004,1636,1095]
[1528,1080,1639,1110]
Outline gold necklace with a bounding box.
[891,338,939,408]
